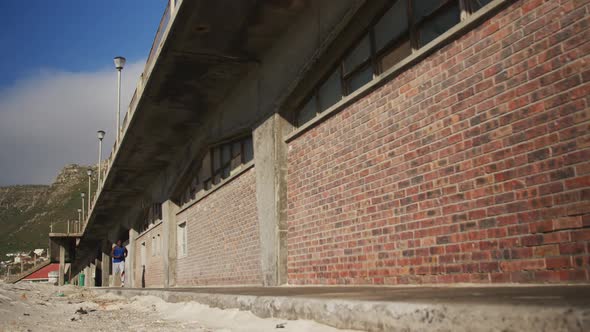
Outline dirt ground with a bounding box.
[0,281,360,332]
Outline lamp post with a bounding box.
[81,192,86,222]
[77,209,82,232]
[114,56,126,145]
[97,130,105,190]
[87,169,92,213]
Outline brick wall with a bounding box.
[287,0,590,285]
[176,167,263,286]
[134,223,164,287]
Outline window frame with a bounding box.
[177,221,188,258]
[178,135,254,207]
[295,0,489,127]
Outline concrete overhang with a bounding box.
[72,0,310,268]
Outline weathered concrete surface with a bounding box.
[253,114,290,286]
[96,285,590,331]
[162,200,179,287]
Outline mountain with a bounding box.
[0,164,95,259]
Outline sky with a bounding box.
[0,1,168,186]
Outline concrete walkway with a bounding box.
[95,285,590,331]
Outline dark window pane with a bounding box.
[297,96,317,126]
[222,166,231,179]
[471,0,492,11]
[232,141,241,158]
[318,70,342,112]
[222,144,231,166]
[243,136,254,163]
[343,35,371,74]
[348,66,373,94]
[413,0,449,23]
[212,147,221,171]
[375,0,408,51]
[418,1,460,46]
[379,38,411,72]
[230,155,241,170]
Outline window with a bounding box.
[157,234,161,256]
[296,0,489,127]
[414,0,461,46]
[179,135,254,206]
[138,203,163,234]
[140,242,146,267]
[177,222,187,257]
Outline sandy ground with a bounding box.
[0,281,361,332]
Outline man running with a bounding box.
[111,240,128,287]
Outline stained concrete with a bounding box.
[96,285,590,331]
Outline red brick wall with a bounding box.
[287,0,590,285]
[176,167,263,286]
[134,223,164,287]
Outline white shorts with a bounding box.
[113,261,125,278]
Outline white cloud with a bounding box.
[0,60,145,185]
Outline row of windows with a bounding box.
[139,203,163,234]
[179,135,254,206]
[297,0,492,126]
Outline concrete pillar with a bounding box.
[127,228,138,288]
[95,258,101,287]
[253,113,289,286]
[83,265,90,287]
[162,200,179,288]
[101,241,110,287]
[58,243,65,286]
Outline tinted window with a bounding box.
[343,35,371,74]
[298,96,317,126]
[374,0,408,51]
[243,137,254,163]
[380,39,412,72]
[471,0,492,11]
[413,0,447,23]
[419,2,461,46]
[318,70,342,112]
[348,66,373,93]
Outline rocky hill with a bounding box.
[0,164,96,259]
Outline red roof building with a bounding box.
[21,263,59,282]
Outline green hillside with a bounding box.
[0,164,96,259]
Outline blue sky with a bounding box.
[0,1,166,89]
[0,1,168,185]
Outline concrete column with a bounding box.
[83,265,90,287]
[127,228,138,288]
[253,113,289,286]
[58,243,65,286]
[162,200,179,288]
[101,241,110,287]
[95,258,101,287]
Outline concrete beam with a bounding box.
[254,113,289,286]
[162,200,179,287]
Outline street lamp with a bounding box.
[81,192,86,222]
[97,130,105,190]
[77,209,82,232]
[114,56,126,145]
[86,169,92,213]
